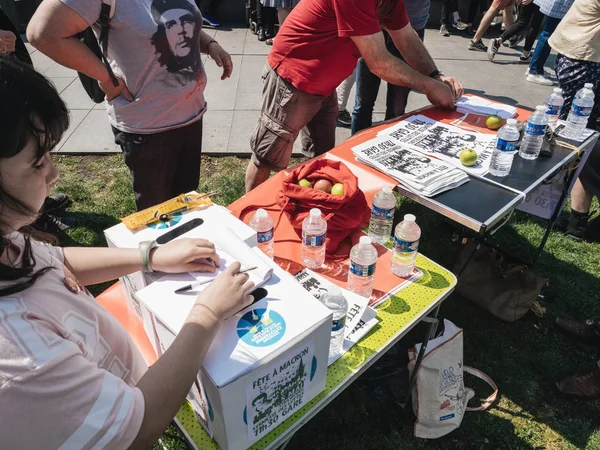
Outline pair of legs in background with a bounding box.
[487,2,543,62]
[351,28,425,135]
[554,54,600,242]
[246,66,337,191]
[469,0,515,51]
[526,15,561,85]
[439,0,467,36]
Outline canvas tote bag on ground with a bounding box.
[408,319,498,439]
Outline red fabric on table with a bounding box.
[275,159,371,255]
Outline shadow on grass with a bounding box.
[285,197,600,449]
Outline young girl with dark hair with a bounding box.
[0,57,254,449]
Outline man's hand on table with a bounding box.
[425,80,455,109]
[437,75,464,100]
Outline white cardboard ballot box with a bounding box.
[136,263,332,450]
[103,204,257,321]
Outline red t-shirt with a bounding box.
[268,0,409,97]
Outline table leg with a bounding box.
[532,166,578,266]
[399,305,441,408]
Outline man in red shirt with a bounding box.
[245,0,464,192]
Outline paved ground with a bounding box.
[27,23,558,156]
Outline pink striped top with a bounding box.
[0,234,147,449]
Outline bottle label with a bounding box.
[332,314,346,332]
[394,237,419,253]
[303,231,326,247]
[257,227,274,243]
[545,104,560,115]
[350,261,376,277]
[525,122,545,136]
[372,204,394,220]
[572,104,592,117]
[496,138,517,152]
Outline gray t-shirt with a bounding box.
[61,0,208,133]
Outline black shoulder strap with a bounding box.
[97,1,119,88]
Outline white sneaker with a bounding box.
[525,67,530,76]
[526,74,553,86]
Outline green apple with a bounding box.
[331,183,344,196]
[486,114,503,130]
[460,148,478,167]
[298,178,312,188]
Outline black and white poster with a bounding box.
[378,115,497,176]
[246,342,314,440]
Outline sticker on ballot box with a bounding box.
[245,342,314,440]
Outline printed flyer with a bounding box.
[246,342,314,440]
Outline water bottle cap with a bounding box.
[536,105,546,112]
[359,236,372,246]
[507,119,517,125]
[382,186,393,195]
[404,214,416,222]
[255,208,268,219]
[584,83,593,89]
[310,208,321,218]
[553,88,562,94]
[327,285,342,297]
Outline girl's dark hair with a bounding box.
[0,56,69,296]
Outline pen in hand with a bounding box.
[174,266,258,294]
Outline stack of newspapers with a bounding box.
[352,134,469,197]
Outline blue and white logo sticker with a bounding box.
[237,309,286,347]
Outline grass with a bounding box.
[53,154,600,450]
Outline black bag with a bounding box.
[453,239,549,322]
[77,0,118,103]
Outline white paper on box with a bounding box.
[245,342,314,440]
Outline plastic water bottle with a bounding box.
[302,208,327,269]
[368,187,396,244]
[545,88,564,126]
[248,208,275,259]
[489,118,520,177]
[347,236,378,298]
[391,214,421,277]
[519,105,548,160]
[320,285,348,357]
[564,83,595,139]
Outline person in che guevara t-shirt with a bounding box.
[245,0,464,192]
[27,0,234,210]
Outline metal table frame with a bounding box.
[269,278,452,450]
[394,132,599,266]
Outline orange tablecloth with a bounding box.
[228,101,530,296]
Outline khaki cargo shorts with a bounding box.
[250,65,337,171]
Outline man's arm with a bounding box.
[27,0,132,100]
[351,31,455,109]
[386,24,464,99]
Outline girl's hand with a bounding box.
[150,238,221,273]
[193,262,255,321]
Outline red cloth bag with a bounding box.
[276,159,371,254]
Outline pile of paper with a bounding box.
[294,269,378,366]
[378,115,498,176]
[454,95,517,119]
[352,135,469,196]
